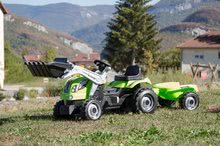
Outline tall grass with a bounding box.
[148,70,193,84]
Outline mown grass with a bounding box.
[1,89,220,145]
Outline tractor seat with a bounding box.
[115,65,142,81]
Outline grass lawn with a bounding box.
[0,89,220,145]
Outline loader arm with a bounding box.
[25,58,110,85]
[61,65,108,85]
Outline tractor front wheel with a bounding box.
[53,100,64,119]
[83,100,102,120]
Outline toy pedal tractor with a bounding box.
[25,58,158,120]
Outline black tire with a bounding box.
[53,100,64,118]
[131,87,145,113]
[135,89,158,113]
[83,100,102,120]
[179,92,199,110]
[158,98,176,107]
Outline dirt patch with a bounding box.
[208,105,220,113]
[0,134,21,146]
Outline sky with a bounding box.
[2,0,160,6]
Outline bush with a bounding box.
[0,93,6,101]
[29,89,38,98]
[42,84,63,97]
[14,89,27,100]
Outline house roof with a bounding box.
[23,53,100,63]
[71,53,100,63]
[178,31,220,49]
[0,2,8,14]
[23,55,41,62]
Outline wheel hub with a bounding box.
[185,97,197,110]
[88,103,100,120]
[141,96,154,112]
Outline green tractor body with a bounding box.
[108,77,151,89]
[61,77,93,101]
[153,82,199,100]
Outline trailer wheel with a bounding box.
[53,100,64,118]
[159,98,176,107]
[179,92,199,110]
[136,89,158,113]
[83,100,102,120]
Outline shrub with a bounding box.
[29,89,38,98]
[43,84,63,97]
[0,93,6,101]
[14,89,27,100]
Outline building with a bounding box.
[178,30,220,79]
[23,55,42,62]
[71,53,100,67]
[0,2,8,89]
[23,53,100,67]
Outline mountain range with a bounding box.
[4,14,93,57]
[4,0,220,52]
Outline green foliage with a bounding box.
[102,0,161,73]
[142,50,159,74]
[4,14,77,59]
[159,48,181,68]
[21,48,29,56]
[79,126,165,145]
[0,93,6,101]
[42,83,63,97]
[4,42,34,83]
[14,89,27,100]
[80,131,114,144]
[42,47,57,62]
[28,89,38,98]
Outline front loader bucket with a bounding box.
[25,61,71,78]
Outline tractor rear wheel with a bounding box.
[135,89,158,113]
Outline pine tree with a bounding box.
[102,0,160,73]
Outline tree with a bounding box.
[159,48,181,68]
[43,47,57,62]
[4,42,33,83]
[21,48,29,56]
[102,0,160,73]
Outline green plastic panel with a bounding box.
[108,77,152,88]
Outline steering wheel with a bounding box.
[94,60,111,72]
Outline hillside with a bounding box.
[184,7,220,26]
[151,0,220,29]
[159,32,192,50]
[161,6,220,37]
[4,0,220,51]
[5,3,115,33]
[72,20,109,51]
[4,42,33,83]
[4,14,93,57]
[72,0,220,50]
